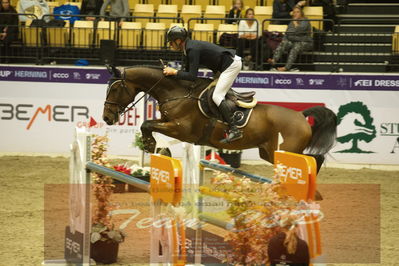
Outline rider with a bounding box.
[163,26,243,143]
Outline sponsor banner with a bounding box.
[0,81,159,156]
[0,66,109,84]
[1,65,399,91]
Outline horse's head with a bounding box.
[103,65,139,125]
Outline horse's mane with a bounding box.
[124,65,163,71]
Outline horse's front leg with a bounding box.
[140,120,181,153]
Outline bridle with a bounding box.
[104,75,165,120]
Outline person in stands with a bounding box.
[267,6,313,71]
[80,0,103,21]
[272,0,306,25]
[0,0,18,62]
[100,0,129,25]
[268,215,310,266]
[226,0,244,24]
[18,0,50,22]
[237,8,260,69]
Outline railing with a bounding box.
[1,14,398,72]
[0,13,39,64]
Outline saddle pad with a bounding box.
[198,88,254,129]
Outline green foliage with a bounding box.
[134,132,145,151]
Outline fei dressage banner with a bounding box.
[0,65,398,165]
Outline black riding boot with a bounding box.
[218,100,243,143]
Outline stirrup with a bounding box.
[220,129,243,144]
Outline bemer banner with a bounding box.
[0,65,398,164]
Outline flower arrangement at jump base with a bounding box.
[207,170,322,265]
[90,135,126,264]
[112,163,150,192]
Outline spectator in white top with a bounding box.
[237,8,259,68]
[17,0,50,22]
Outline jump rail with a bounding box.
[86,162,150,192]
[199,159,273,184]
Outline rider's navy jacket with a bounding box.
[175,39,236,81]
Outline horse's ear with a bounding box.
[106,64,113,74]
[106,64,122,78]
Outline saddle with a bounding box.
[198,82,258,128]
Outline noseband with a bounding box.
[104,79,134,117]
[104,74,165,120]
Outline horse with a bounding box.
[103,65,337,172]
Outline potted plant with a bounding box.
[90,135,125,264]
[127,165,151,192]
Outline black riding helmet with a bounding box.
[167,26,188,42]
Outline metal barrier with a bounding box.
[1,13,399,72]
[0,13,39,64]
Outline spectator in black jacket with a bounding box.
[80,0,104,21]
[226,0,244,24]
[272,0,306,25]
[0,0,19,62]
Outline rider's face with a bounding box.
[169,39,182,51]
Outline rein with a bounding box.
[104,75,165,118]
[105,69,203,121]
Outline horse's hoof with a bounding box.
[315,190,323,201]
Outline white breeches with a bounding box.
[212,55,242,106]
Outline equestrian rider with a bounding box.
[163,26,243,143]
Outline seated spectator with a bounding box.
[237,8,260,69]
[18,0,50,22]
[268,215,310,265]
[226,0,244,25]
[81,0,104,21]
[100,0,129,25]
[272,0,306,25]
[0,0,18,62]
[267,6,312,71]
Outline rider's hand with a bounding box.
[163,67,178,76]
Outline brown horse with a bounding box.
[103,65,337,171]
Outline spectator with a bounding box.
[0,0,18,62]
[267,6,312,71]
[18,0,50,22]
[268,215,310,266]
[272,0,306,25]
[237,8,259,69]
[226,0,244,25]
[81,0,104,21]
[100,0,129,24]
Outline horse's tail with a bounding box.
[303,106,337,156]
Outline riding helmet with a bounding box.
[167,26,188,42]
